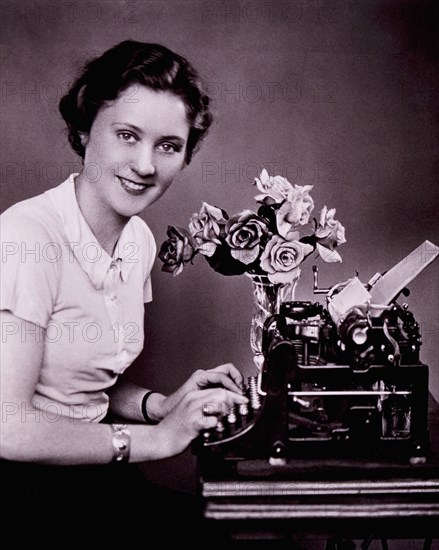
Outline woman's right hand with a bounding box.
[154,363,245,422]
[154,387,248,457]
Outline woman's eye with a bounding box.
[158,142,179,153]
[118,132,137,143]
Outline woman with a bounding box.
[0,40,247,541]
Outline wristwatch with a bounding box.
[110,423,131,463]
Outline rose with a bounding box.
[254,169,293,205]
[159,169,345,279]
[189,202,227,257]
[315,206,346,248]
[276,184,314,238]
[260,233,314,283]
[158,226,196,276]
[225,210,269,265]
[314,206,346,263]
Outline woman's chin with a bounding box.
[114,198,156,218]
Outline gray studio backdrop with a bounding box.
[1,0,438,492]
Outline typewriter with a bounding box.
[194,241,439,477]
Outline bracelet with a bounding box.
[110,423,131,463]
[141,391,159,425]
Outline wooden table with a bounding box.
[199,395,439,546]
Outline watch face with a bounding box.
[111,425,130,462]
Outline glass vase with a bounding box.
[248,274,298,370]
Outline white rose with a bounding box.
[260,234,313,283]
[315,206,346,263]
[189,202,227,257]
[254,169,293,205]
[276,184,314,237]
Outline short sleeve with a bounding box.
[0,209,59,328]
[140,219,156,304]
[143,275,153,303]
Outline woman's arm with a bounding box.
[0,311,247,464]
[0,311,162,463]
[107,378,166,423]
[109,365,245,423]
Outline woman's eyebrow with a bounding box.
[161,135,187,145]
[112,122,143,134]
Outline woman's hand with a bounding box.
[154,386,248,457]
[157,363,245,420]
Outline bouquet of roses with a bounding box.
[158,169,346,283]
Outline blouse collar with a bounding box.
[46,174,137,289]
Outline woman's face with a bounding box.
[80,84,190,218]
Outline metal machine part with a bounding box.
[194,242,439,467]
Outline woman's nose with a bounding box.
[133,146,156,177]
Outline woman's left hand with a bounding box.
[158,363,245,420]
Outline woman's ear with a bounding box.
[78,132,89,147]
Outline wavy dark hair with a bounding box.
[59,40,212,164]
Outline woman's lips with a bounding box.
[117,176,153,196]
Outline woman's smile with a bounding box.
[75,85,190,221]
[116,175,155,196]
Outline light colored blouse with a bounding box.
[0,174,156,422]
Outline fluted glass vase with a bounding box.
[248,274,298,370]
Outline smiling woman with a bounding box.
[75,86,190,245]
[0,41,246,544]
